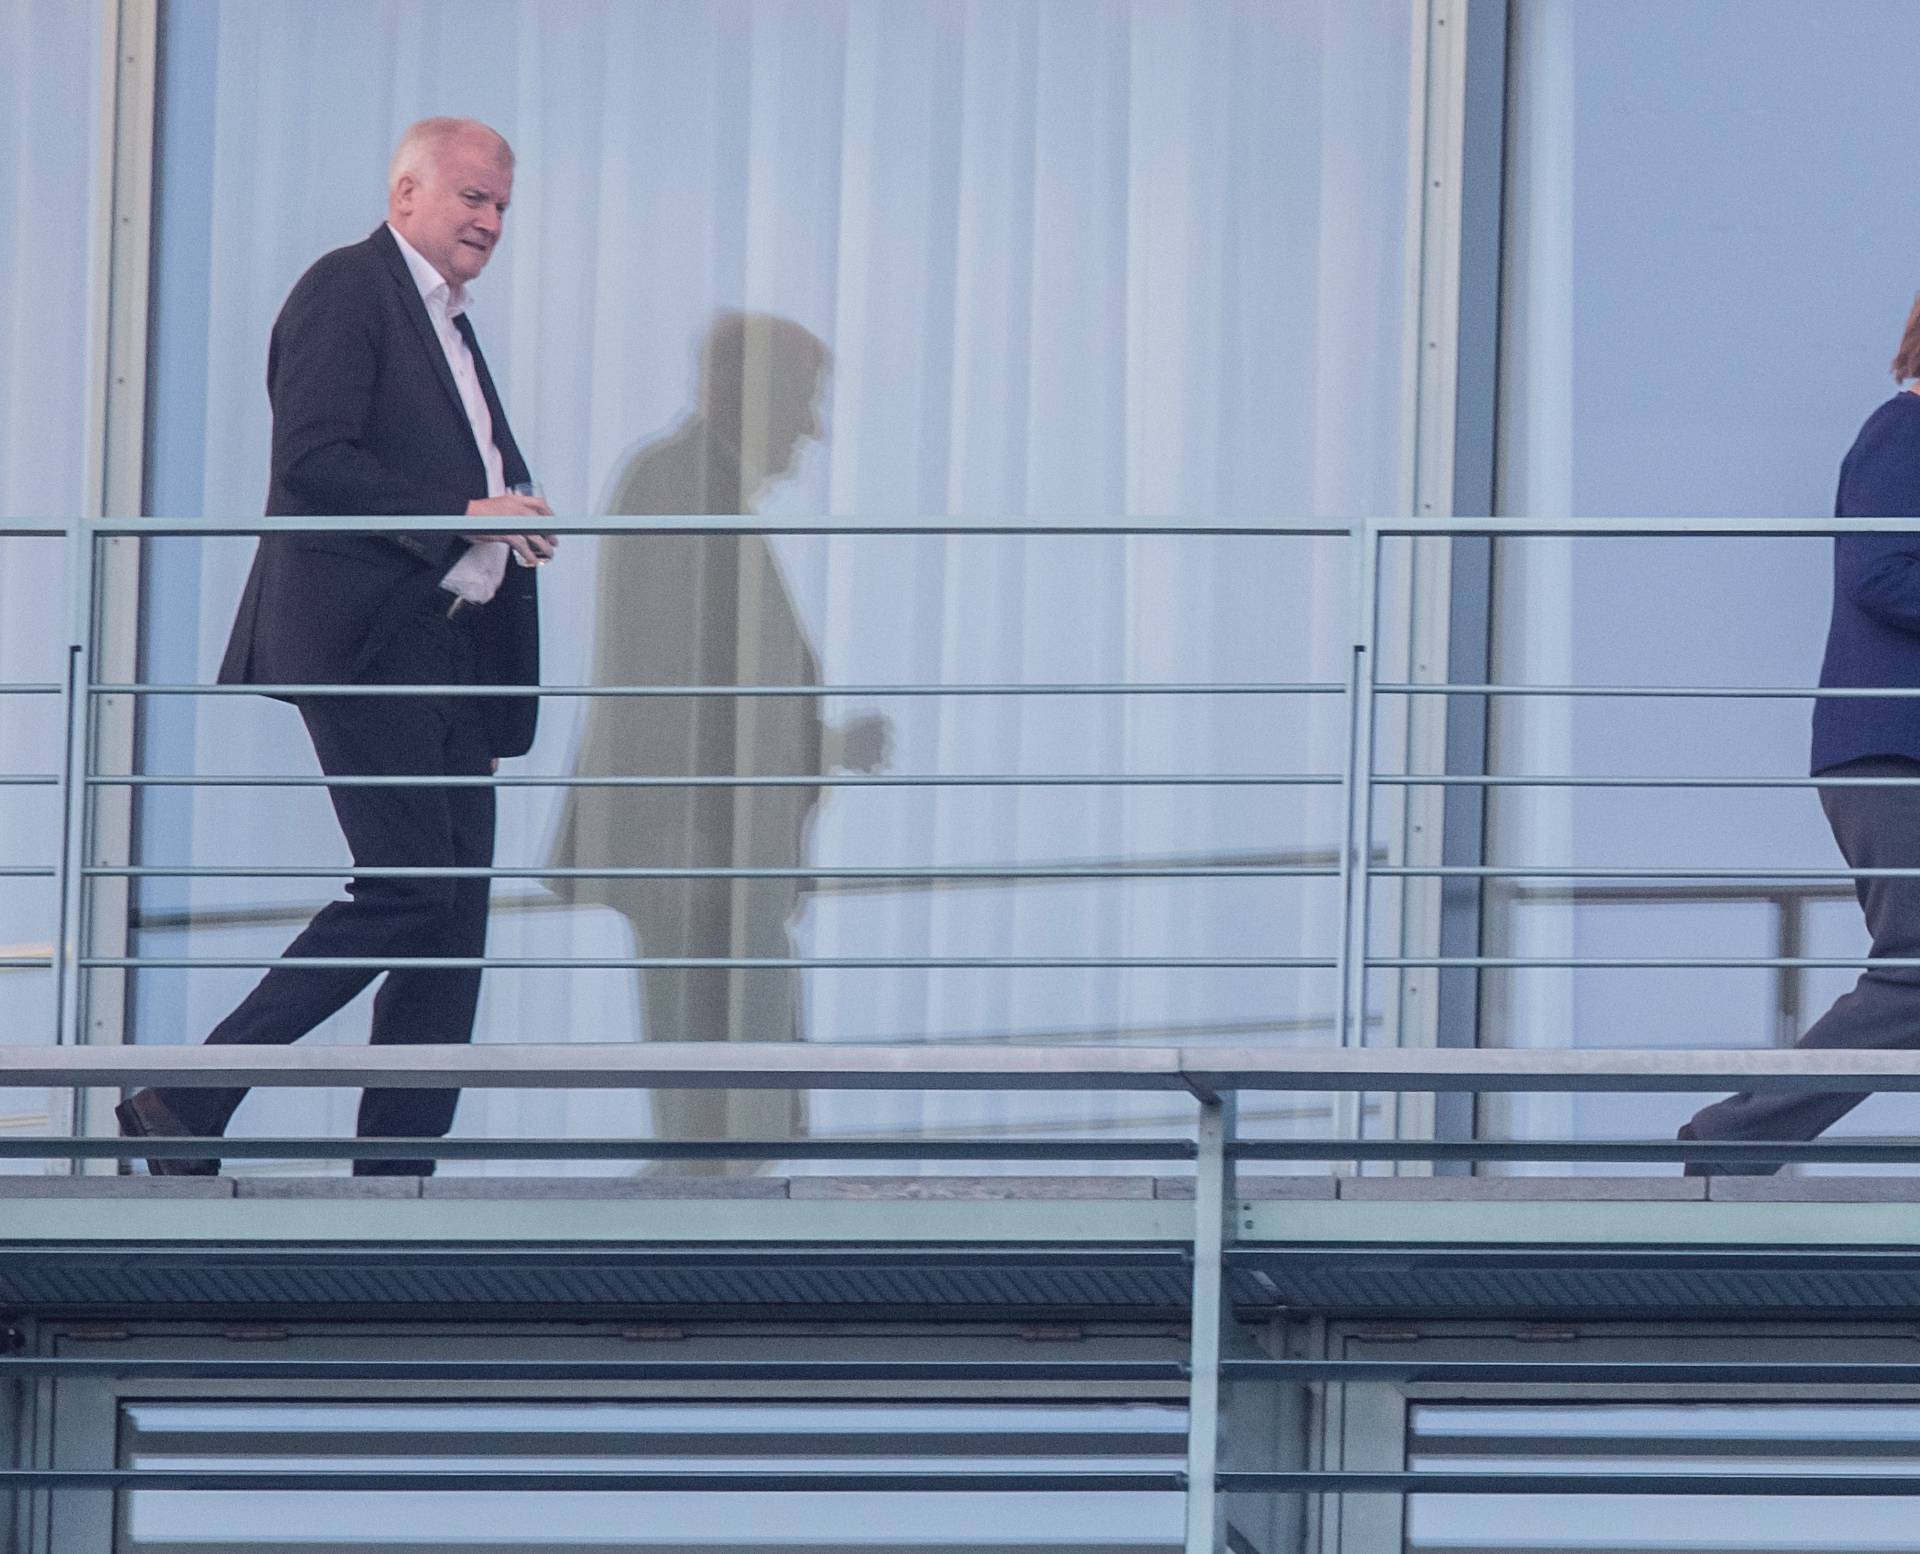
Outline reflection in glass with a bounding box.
[551,313,888,1162]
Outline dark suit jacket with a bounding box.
[1813,392,1920,775]
[220,225,541,757]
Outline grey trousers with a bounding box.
[1685,755,1920,1170]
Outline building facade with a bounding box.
[6,1,1920,1549]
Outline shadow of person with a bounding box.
[548,311,888,1172]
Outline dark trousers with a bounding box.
[1685,755,1920,1170]
[156,604,495,1174]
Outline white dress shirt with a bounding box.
[387,223,510,605]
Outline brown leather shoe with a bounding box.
[115,1089,219,1176]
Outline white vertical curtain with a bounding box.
[135,0,1419,1168]
[0,0,106,1152]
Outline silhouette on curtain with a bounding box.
[549,311,888,1169]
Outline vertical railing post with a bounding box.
[1335,520,1383,1147]
[54,520,92,1048]
[55,521,97,1165]
[1184,1091,1236,1554]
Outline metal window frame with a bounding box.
[1322,1321,1920,1554]
[22,1323,1194,1554]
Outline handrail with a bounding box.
[14,515,1920,1100]
[8,1042,1920,1091]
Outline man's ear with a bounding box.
[391,174,417,216]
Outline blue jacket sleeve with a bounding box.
[1835,413,1920,634]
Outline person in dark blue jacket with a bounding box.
[1682,308,1920,1172]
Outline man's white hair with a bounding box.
[388,117,514,191]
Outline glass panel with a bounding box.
[120,1399,1184,1550]
[1487,0,1920,1161]
[133,0,1418,1170]
[1409,1401,1920,1552]
[0,0,105,1157]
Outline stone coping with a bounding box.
[3,1174,1916,1202]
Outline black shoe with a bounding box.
[115,1090,220,1176]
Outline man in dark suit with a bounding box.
[117,117,555,1176]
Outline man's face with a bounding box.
[390,132,513,288]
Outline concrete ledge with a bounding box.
[424,1175,790,1200]
[1154,1176,1336,1200]
[1708,1176,1920,1202]
[236,1176,420,1200]
[789,1175,1151,1201]
[0,1175,233,1198]
[1337,1176,1706,1201]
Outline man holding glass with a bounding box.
[118,117,555,1176]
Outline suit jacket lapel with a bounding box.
[371,225,473,438]
[454,312,529,488]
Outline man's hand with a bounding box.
[463,493,558,566]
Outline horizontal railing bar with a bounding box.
[0,867,55,877]
[21,1467,1920,1495]
[0,683,62,695]
[1376,517,1920,535]
[88,682,1920,706]
[82,513,1349,536]
[0,1043,1196,1090]
[1378,865,1877,880]
[0,1358,1191,1382]
[79,955,1338,970]
[90,773,1337,789]
[88,863,1341,880]
[0,1135,1199,1161]
[0,1468,1188,1493]
[1503,884,1854,904]
[1227,1138,1920,1164]
[1218,1470,1920,1495]
[1372,775,1920,788]
[77,950,1920,971]
[1376,682,1920,699]
[95,681,1342,698]
[1222,1360,1920,1383]
[1373,956,1920,969]
[0,776,58,786]
[4,1135,1882,1165]
[13,1042,1920,1091]
[53,514,1920,537]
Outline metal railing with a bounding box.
[13,516,1920,1544]
[9,513,1920,1152]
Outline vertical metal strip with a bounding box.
[1388,0,1476,1165]
[98,0,158,518]
[1184,1094,1234,1554]
[75,0,161,1163]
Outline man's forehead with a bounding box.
[437,136,513,190]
